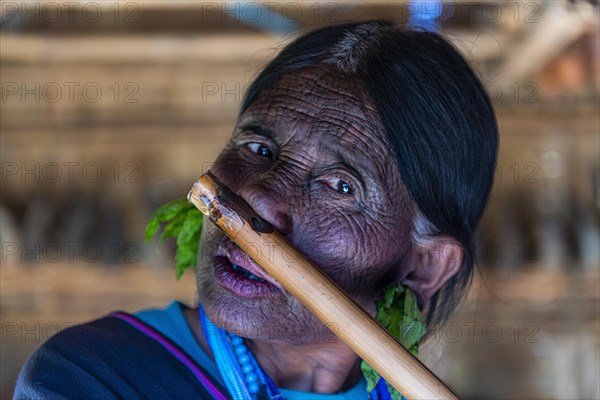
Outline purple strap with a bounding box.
[111,311,228,400]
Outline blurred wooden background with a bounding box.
[1,1,599,398]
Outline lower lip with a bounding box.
[214,257,280,298]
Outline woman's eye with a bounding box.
[322,178,354,195]
[336,180,353,195]
[246,143,273,159]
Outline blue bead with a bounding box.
[245,372,258,383]
[238,354,250,364]
[234,346,247,355]
[248,382,260,393]
[242,363,254,374]
[230,336,243,346]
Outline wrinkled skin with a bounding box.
[195,66,417,347]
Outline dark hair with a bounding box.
[240,20,498,330]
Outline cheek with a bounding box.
[196,225,218,287]
[293,206,406,296]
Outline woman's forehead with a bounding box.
[241,67,388,144]
[259,67,365,105]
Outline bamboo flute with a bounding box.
[188,171,459,400]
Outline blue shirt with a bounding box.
[136,301,369,399]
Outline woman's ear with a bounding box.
[401,237,463,307]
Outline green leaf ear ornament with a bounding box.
[361,284,427,399]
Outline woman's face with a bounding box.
[196,67,416,344]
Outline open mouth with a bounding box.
[212,238,284,298]
[231,263,267,282]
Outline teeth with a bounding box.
[232,264,266,282]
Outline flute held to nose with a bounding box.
[188,171,459,400]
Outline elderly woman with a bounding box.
[16,20,497,399]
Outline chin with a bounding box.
[197,272,336,344]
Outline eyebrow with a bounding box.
[236,122,275,140]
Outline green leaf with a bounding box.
[383,284,405,308]
[360,361,381,393]
[386,382,402,400]
[145,197,203,279]
[361,284,427,400]
[145,217,160,243]
[159,212,186,247]
[177,208,203,247]
[175,238,199,279]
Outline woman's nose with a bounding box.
[236,180,293,237]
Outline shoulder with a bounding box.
[15,310,221,399]
[15,315,137,399]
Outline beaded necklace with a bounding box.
[199,307,281,399]
[198,306,392,400]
